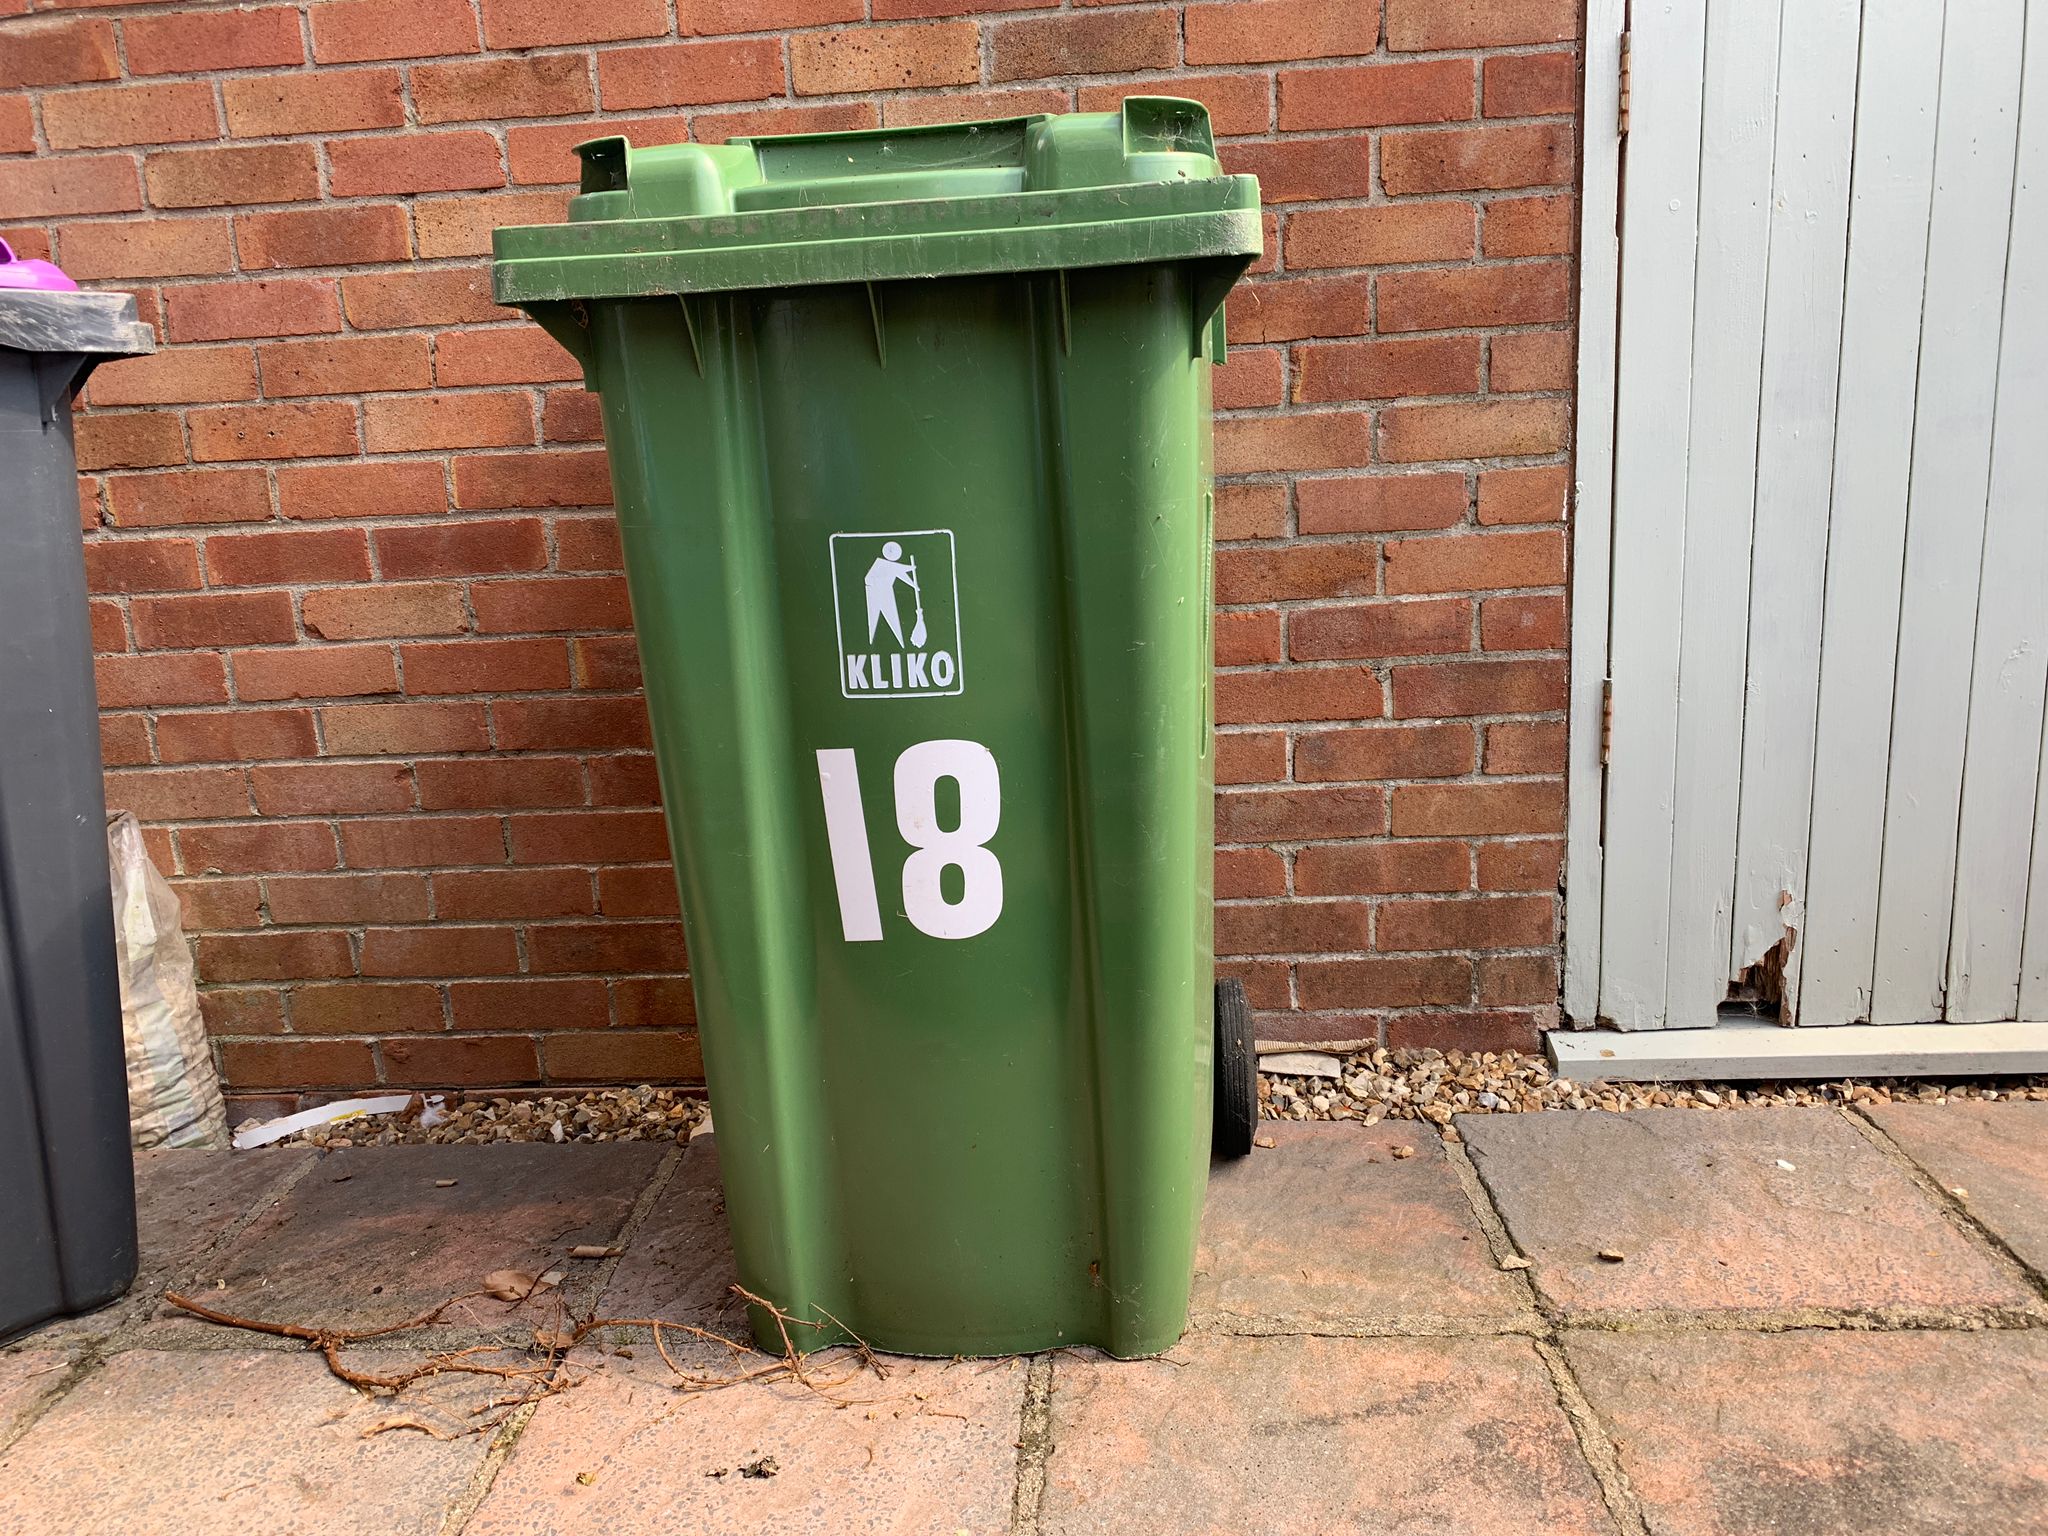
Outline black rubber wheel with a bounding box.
[1212,977,1258,1159]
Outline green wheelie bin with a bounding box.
[493,100,1261,1359]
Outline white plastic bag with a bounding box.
[108,812,227,1150]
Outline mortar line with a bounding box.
[581,1137,688,1318]
[1533,1338,1652,1536]
[440,1392,548,1536]
[1008,1353,1054,1536]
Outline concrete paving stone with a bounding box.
[0,1348,502,1534]
[1864,1101,2048,1278]
[1567,1328,2048,1536]
[0,1352,72,1444]
[465,1348,1027,1535]
[1041,1333,1614,1535]
[1192,1121,1527,1329]
[1459,1107,2031,1315]
[598,1133,742,1331]
[153,1143,667,1335]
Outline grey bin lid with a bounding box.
[0,288,155,359]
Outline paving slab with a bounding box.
[0,1351,72,1444]
[1191,1121,1527,1330]
[1460,1107,2030,1315]
[153,1143,666,1335]
[599,1133,741,1330]
[1864,1101,2048,1278]
[1568,1328,2048,1536]
[466,1348,1026,1535]
[0,1349,501,1534]
[1040,1333,1614,1535]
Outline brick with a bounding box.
[0,18,118,88]
[1220,137,1371,204]
[190,402,358,464]
[1291,205,1473,272]
[1216,847,1285,900]
[181,820,337,874]
[106,467,269,528]
[174,878,266,931]
[1386,0,1577,51]
[1476,952,1557,1004]
[527,921,686,974]
[103,767,249,823]
[232,645,398,702]
[327,131,504,198]
[791,23,979,95]
[553,515,621,570]
[341,267,507,329]
[990,11,1177,81]
[482,0,666,49]
[1279,59,1473,132]
[0,156,141,219]
[1217,957,1290,1009]
[414,189,571,259]
[1215,484,1287,542]
[687,0,859,25]
[1477,464,1567,528]
[363,393,532,452]
[598,39,784,109]
[1484,718,1566,777]
[1216,785,1385,842]
[696,105,877,146]
[1481,594,1566,653]
[1216,730,1287,785]
[257,334,431,397]
[611,976,695,1028]
[509,809,667,865]
[585,755,660,807]
[1227,275,1368,344]
[310,0,481,63]
[373,518,548,579]
[1380,400,1568,463]
[43,81,217,149]
[237,205,410,270]
[133,590,292,650]
[1298,954,1472,1008]
[1217,411,1373,474]
[494,697,652,751]
[1295,336,1481,404]
[1217,900,1369,956]
[223,69,405,137]
[74,413,185,473]
[386,1034,543,1085]
[1297,839,1469,897]
[1292,598,1473,661]
[1185,0,1375,65]
[880,87,1070,129]
[157,707,317,763]
[249,760,414,815]
[471,576,632,634]
[1383,530,1563,597]
[446,977,605,1033]
[572,636,643,690]
[277,461,447,521]
[1216,609,1282,666]
[598,865,681,918]
[1382,123,1573,195]
[1377,894,1553,951]
[506,114,697,184]
[1490,329,1573,390]
[1484,52,1576,118]
[266,872,430,925]
[400,637,572,696]
[83,537,201,594]
[1378,264,1570,334]
[1216,542,1375,603]
[415,756,583,810]
[361,924,519,978]
[165,278,341,342]
[205,527,371,586]
[1296,473,1467,535]
[1077,72,1271,138]
[436,867,592,920]
[452,443,612,508]
[1392,781,1563,837]
[91,346,256,408]
[124,8,304,76]
[322,700,491,755]
[218,1039,374,1087]
[342,815,505,869]
[545,1030,700,1083]
[89,597,125,651]
[0,97,34,155]
[1478,838,1561,892]
[100,715,152,768]
[412,56,594,124]
[1392,657,1565,717]
[289,981,443,1033]
[1216,666,1381,725]
[434,328,579,387]
[303,582,468,639]
[57,216,231,280]
[142,144,317,211]
[94,651,228,708]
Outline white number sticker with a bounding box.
[815,739,1003,942]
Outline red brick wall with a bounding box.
[1,0,1579,1095]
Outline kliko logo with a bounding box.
[827,530,964,700]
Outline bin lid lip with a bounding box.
[0,287,156,359]
[490,100,1263,305]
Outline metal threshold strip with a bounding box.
[1548,1020,2048,1082]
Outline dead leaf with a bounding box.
[1252,1134,1277,1150]
[483,1269,560,1302]
[568,1244,622,1260]
[534,1327,577,1351]
[1596,1248,1626,1263]
[740,1455,780,1479]
[576,1470,598,1486]
[1499,1255,1533,1271]
[361,1412,460,1441]
[434,1179,458,1189]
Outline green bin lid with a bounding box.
[490,98,1261,306]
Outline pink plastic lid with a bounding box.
[0,238,80,292]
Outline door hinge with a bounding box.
[1618,30,1632,137]
[1600,679,1614,765]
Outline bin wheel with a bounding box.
[1213,978,1258,1160]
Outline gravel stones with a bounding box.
[268,1086,709,1149]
